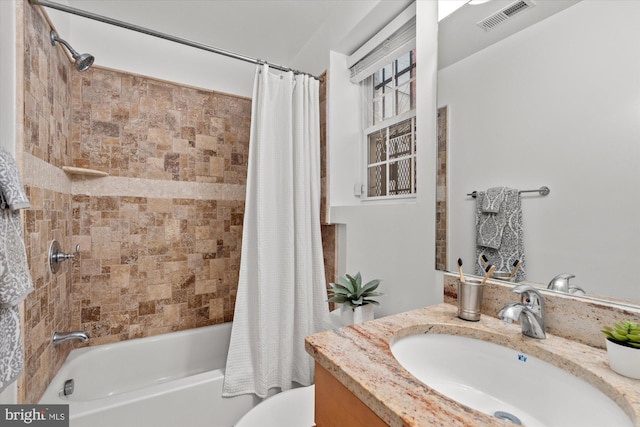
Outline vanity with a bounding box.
[305,274,640,426]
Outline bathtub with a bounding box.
[39,323,260,427]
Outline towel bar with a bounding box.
[467,186,550,198]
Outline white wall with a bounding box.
[0,0,19,404]
[45,8,256,98]
[328,0,441,318]
[1,0,17,155]
[439,1,640,301]
[327,51,362,208]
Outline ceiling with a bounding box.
[47,0,583,89]
[62,0,413,74]
[439,0,581,69]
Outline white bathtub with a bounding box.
[39,323,260,427]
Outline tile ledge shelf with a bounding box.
[62,166,109,178]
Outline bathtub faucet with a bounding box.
[52,331,89,346]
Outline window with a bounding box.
[363,50,417,199]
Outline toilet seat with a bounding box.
[234,311,344,427]
[234,385,315,427]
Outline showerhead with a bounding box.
[50,30,94,72]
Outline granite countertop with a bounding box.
[305,303,640,427]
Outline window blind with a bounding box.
[348,3,416,84]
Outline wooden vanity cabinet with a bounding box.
[314,362,388,427]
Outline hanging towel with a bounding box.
[0,149,33,393]
[476,190,508,250]
[0,306,23,393]
[481,186,505,213]
[0,148,33,307]
[0,148,30,211]
[0,208,34,307]
[475,188,526,282]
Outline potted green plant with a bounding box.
[602,320,640,379]
[328,272,382,324]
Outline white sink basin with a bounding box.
[391,333,632,427]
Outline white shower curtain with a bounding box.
[222,64,328,398]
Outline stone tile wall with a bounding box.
[70,70,249,185]
[319,71,337,302]
[319,71,329,225]
[70,195,244,343]
[19,1,74,404]
[436,106,448,271]
[67,67,250,345]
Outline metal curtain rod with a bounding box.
[467,186,550,198]
[29,0,320,80]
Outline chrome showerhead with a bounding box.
[50,30,94,72]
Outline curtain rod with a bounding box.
[28,0,320,80]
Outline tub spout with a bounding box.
[53,331,89,346]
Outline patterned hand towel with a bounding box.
[475,188,526,282]
[481,186,505,213]
[0,306,23,393]
[0,149,33,307]
[0,150,33,394]
[0,208,34,307]
[476,190,508,250]
[0,148,30,211]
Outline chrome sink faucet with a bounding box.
[52,331,89,346]
[498,284,546,339]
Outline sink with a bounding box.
[391,333,632,427]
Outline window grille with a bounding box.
[363,50,417,199]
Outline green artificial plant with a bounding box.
[602,320,640,349]
[328,272,382,308]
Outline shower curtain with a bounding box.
[222,64,328,398]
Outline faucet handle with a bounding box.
[511,284,537,295]
[49,241,81,274]
[512,284,545,314]
[547,273,575,292]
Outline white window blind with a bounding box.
[347,3,416,84]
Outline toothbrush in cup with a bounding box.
[480,264,496,285]
[508,260,522,279]
[457,258,466,283]
[478,254,489,268]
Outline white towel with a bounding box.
[481,187,505,213]
[0,306,23,393]
[475,188,526,281]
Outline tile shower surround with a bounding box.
[20,0,74,404]
[19,1,335,404]
[19,1,336,403]
[67,65,251,345]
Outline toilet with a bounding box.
[234,310,345,427]
[234,385,316,427]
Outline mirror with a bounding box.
[437,0,640,305]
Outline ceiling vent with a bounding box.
[477,0,536,31]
